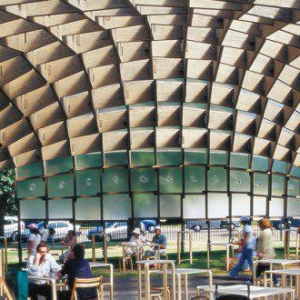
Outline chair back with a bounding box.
[71,276,102,300]
[0,277,14,300]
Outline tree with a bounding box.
[0,169,16,236]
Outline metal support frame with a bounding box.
[0,237,8,276]
[177,230,193,266]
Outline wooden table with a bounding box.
[202,284,295,299]
[28,276,58,300]
[136,260,176,300]
[155,268,213,300]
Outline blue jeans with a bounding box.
[231,247,253,277]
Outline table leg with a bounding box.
[177,274,182,300]
[145,264,150,300]
[184,274,188,300]
[207,243,210,269]
[226,245,229,271]
[297,275,300,299]
[138,264,142,300]
[207,270,213,300]
[50,279,57,300]
[162,264,168,300]
[109,264,113,300]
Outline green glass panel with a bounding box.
[230,170,250,192]
[287,197,300,216]
[272,160,287,174]
[231,194,250,216]
[75,197,101,220]
[17,162,43,178]
[252,156,268,171]
[287,178,299,197]
[103,194,131,220]
[76,170,100,196]
[230,153,249,169]
[133,194,158,218]
[183,195,205,219]
[131,151,155,167]
[46,157,73,175]
[160,195,181,218]
[210,151,227,165]
[207,193,228,218]
[20,199,46,219]
[159,168,182,193]
[290,166,300,178]
[208,167,227,191]
[157,151,182,166]
[131,169,157,192]
[48,174,74,197]
[105,151,128,167]
[17,178,45,198]
[184,166,205,193]
[253,173,269,195]
[271,175,285,196]
[103,168,128,192]
[48,199,73,219]
[76,153,102,169]
[269,197,284,217]
[184,150,207,164]
[253,196,267,216]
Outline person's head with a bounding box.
[28,223,39,234]
[259,218,271,230]
[154,226,161,236]
[68,230,75,238]
[240,216,252,226]
[71,244,85,260]
[36,242,49,257]
[44,221,48,229]
[132,228,140,238]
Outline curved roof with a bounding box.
[0,0,300,172]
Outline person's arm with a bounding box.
[57,260,69,278]
[28,254,42,276]
[159,235,167,249]
[68,237,77,248]
[241,232,249,247]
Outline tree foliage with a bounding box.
[0,169,16,236]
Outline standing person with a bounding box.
[57,244,97,300]
[256,218,279,286]
[145,226,167,259]
[28,223,41,257]
[229,216,256,279]
[60,230,77,263]
[40,221,50,242]
[49,226,56,246]
[28,242,61,300]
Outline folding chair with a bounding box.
[71,276,103,300]
[0,277,14,300]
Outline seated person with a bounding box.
[28,242,61,300]
[121,228,145,260]
[145,226,167,259]
[57,244,97,300]
[60,230,77,263]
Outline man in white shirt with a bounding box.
[28,242,60,300]
[121,228,145,259]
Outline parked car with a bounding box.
[10,221,81,242]
[3,216,25,240]
[88,222,127,242]
[272,217,300,230]
[186,220,240,232]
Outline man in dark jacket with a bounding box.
[57,244,97,299]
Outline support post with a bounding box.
[92,234,96,262]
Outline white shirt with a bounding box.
[40,228,49,242]
[28,233,41,253]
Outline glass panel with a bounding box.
[17,178,45,198]
[133,194,158,218]
[184,166,205,193]
[102,168,128,192]
[208,167,227,191]
[230,170,250,192]
[48,174,74,197]
[232,194,250,216]
[272,160,287,174]
[253,173,269,195]
[20,199,46,219]
[183,195,205,219]
[269,198,284,217]
[103,194,131,220]
[131,169,157,192]
[131,150,155,167]
[159,168,182,193]
[17,162,43,178]
[76,170,100,196]
[49,199,73,219]
[287,197,300,217]
[207,193,228,218]
[230,153,249,169]
[253,196,267,216]
[290,165,300,178]
[160,195,181,218]
[46,157,73,175]
[105,151,128,167]
[184,150,207,164]
[210,151,227,165]
[76,153,102,169]
[157,150,182,166]
[75,198,101,220]
[271,175,285,196]
[252,156,268,171]
[287,178,299,197]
